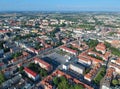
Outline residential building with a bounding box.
[95,43,106,54]
[34,57,53,72]
[101,68,115,89]
[24,67,39,81]
[84,63,101,82]
[69,62,85,74]
[60,46,78,55]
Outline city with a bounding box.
[0,0,120,89]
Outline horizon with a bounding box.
[0,0,120,12]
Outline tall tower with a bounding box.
[78,36,82,46]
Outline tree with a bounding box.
[74,84,84,89]
[0,72,5,84]
[0,41,5,49]
[86,39,98,48]
[19,66,24,73]
[58,79,69,89]
[53,77,59,85]
[39,69,47,77]
[61,23,66,27]
[112,79,119,86]
[53,76,85,89]
[12,52,22,59]
[4,48,10,53]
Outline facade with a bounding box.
[34,57,53,72]
[95,43,106,54]
[78,55,92,66]
[24,67,39,81]
[40,70,93,89]
[60,46,78,55]
[84,63,101,82]
[101,68,115,89]
[69,63,85,74]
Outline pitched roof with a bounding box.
[34,57,51,68]
[24,67,37,77]
[60,46,77,53]
[96,43,106,51]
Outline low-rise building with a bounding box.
[34,57,53,72]
[101,68,115,89]
[95,43,106,54]
[84,63,101,82]
[69,62,85,74]
[78,55,92,66]
[40,70,93,89]
[109,62,120,74]
[24,67,39,81]
[60,46,78,55]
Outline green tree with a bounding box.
[40,69,47,77]
[19,66,24,73]
[112,79,119,86]
[0,41,5,49]
[53,77,59,85]
[86,39,98,48]
[58,79,69,89]
[0,72,5,84]
[74,84,84,89]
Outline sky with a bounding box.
[0,0,120,11]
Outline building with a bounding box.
[70,41,88,51]
[62,62,85,74]
[10,52,31,64]
[101,68,115,89]
[40,70,93,89]
[34,57,53,72]
[78,50,103,65]
[109,62,120,74]
[62,38,70,44]
[111,58,120,66]
[60,46,78,55]
[78,55,92,66]
[95,43,106,54]
[88,51,110,61]
[10,47,21,53]
[69,62,85,74]
[62,62,70,70]
[84,63,101,82]
[24,67,39,81]
[0,49,4,57]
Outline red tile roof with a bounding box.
[85,63,101,80]
[40,70,93,89]
[0,30,9,33]
[60,46,77,53]
[96,43,106,52]
[24,67,37,77]
[34,58,51,68]
[104,68,115,79]
[78,51,103,65]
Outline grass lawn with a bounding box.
[93,66,106,85]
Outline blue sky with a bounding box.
[0,0,120,11]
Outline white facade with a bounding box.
[24,70,39,81]
[62,64,69,70]
[69,64,85,74]
[84,77,92,82]
[78,59,92,66]
[101,85,109,89]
